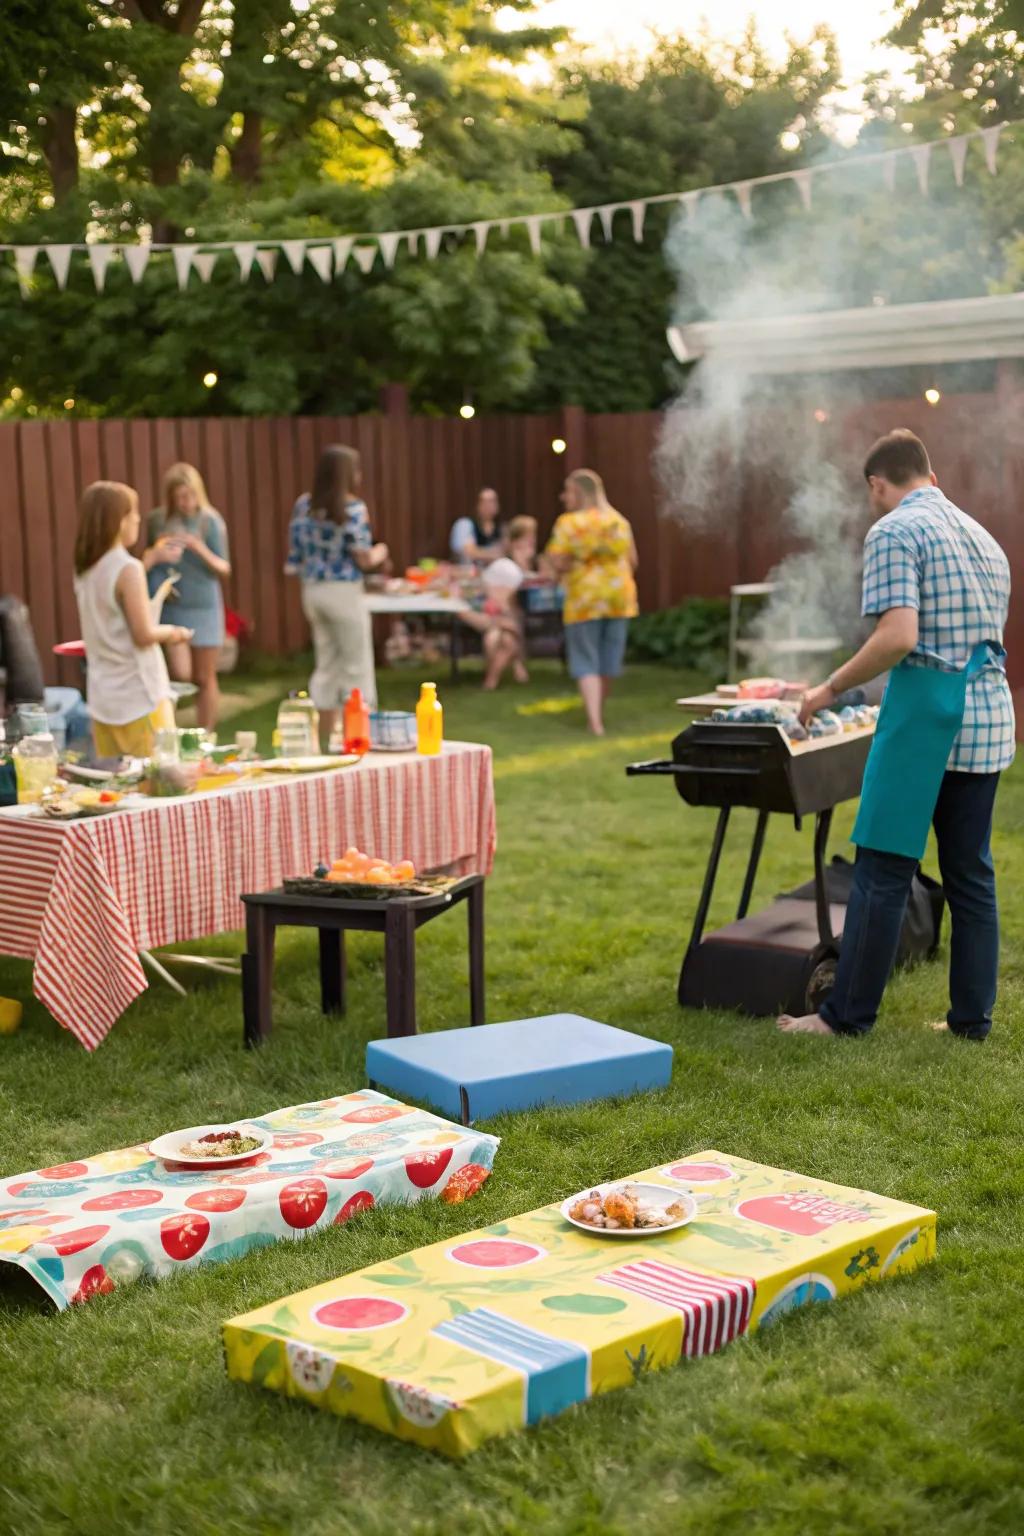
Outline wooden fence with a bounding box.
[1,386,1023,702]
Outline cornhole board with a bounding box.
[223,1151,936,1457]
[366,1014,673,1122]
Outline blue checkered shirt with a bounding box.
[862,486,1014,773]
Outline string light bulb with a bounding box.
[202,370,218,388]
[813,408,828,424]
[459,402,475,420]
[924,388,941,406]
[64,398,75,410]
[551,437,567,455]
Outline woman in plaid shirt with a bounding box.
[780,429,1013,1042]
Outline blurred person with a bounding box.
[145,462,231,733]
[74,481,191,758]
[450,487,503,566]
[459,516,537,690]
[543,469,638,735]
[285,445,389,743]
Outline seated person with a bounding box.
[450,487,503,566]
[460,516,537,690]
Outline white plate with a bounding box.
[149,1123,273,1167]
[561,1181,698,1237]
[260,755,359,774]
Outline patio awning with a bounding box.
[667,291,1024,374]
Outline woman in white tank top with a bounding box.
[73,481,193,758]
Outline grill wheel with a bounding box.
[806,956,837,1014]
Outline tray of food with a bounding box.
[148,1124,272,1168]
[562,1182,698,1236]
[39,786,127,820]
[284,846,458,899]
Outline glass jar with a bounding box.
[276,691,320,758]
[12,713,59,804]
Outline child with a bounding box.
[462,516,537,690]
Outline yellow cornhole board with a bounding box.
[223,1151,936,1458]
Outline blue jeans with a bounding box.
[820,771,1001,1040]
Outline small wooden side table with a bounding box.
[240,875,485,1048]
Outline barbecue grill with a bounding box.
[627,718,875,1017]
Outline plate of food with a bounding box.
[148,1123,272,1168]
[40,787,126,820]
[562,1181,698,1236]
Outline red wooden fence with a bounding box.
[1,390,1022,700]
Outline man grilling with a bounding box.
[778,428,1014,1041]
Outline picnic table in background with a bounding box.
[0,743,495,1050]
[0,1090,499,1309]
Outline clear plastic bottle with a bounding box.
[276,691,320,757]
[12,707,59,804]
[416,682,443,756]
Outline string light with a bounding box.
[924,388,941,405]
[63,398,75,410]
[813,408,828,424]
[459,403,475,420]
[551,437,567,455]
[202,371,218,388]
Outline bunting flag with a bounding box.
[308,244,333,282]
[378,232,402,269]
[46,244,74,290]
[235,241,258,281]
[123,244,150,284]
[88,244,114,293]
[3,116,1016,295]
[14,246,38,297]
[255,247,278,283]
[948,136,969,187]
[911,143,932,197]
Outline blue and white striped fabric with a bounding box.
[433,1309,589,1424]
[861,485,1014,773]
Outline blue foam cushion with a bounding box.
[365,1014,673,1122]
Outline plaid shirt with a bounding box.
[862,486,1014,773]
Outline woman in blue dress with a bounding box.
[144,463,231,733]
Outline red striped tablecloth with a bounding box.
[0,743,495,1052]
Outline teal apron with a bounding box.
[852,641,1002,861]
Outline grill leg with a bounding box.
[736,810,770,920]
[686,806,731,956]
[813,809,835,948]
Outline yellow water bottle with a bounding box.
[416,682,443,755]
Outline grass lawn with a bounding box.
[1,660,1023,1536]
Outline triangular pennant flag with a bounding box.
[524,214,544,256]
[193,251,218,283]
[88,243,115,293]
[947,136,969,188]
[571,208,593,249]
[883,153,898,193]
[234,241,258,281]
[628,200,646,243]
[172,245,196,290]
[308,245,332,282]
[910,143,932,196]
[255,247,278,283]
[680,191,700,223]
[46,244,74,290]
[14,246,39,297]
[332,237,353,274]
[353,245,377,274]
[733,181,753,219]
[281,239,307,275]
[405,231,420,257]
[598,204,616,242]
[424,227,443,261]
[792,169,813,212]
[472,221,490,257]
[982,124,1002,174]
[378,232,401,269]
[498,220,510,240]
[123,244,150,284]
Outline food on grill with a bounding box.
[737,677,807,701]
[568,1184,689,1231]
[709,701,878,744]
[179,1129,261,1158]
[323,847,417,885]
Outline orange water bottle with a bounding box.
[343,688,371,756]
[416,682,443,755]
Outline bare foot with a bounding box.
[928,1020,950,1033]
[777,1013,835,1036]
[513,664,529,684]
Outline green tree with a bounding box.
[888,1,1024,118]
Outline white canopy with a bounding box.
[667,291,1024,374]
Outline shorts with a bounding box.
[92,698,176,759]
[564,617,630,680]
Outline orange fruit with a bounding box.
[364,867,391,884]
[394,861,415,881]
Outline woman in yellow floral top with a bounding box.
[544,469,638,735]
